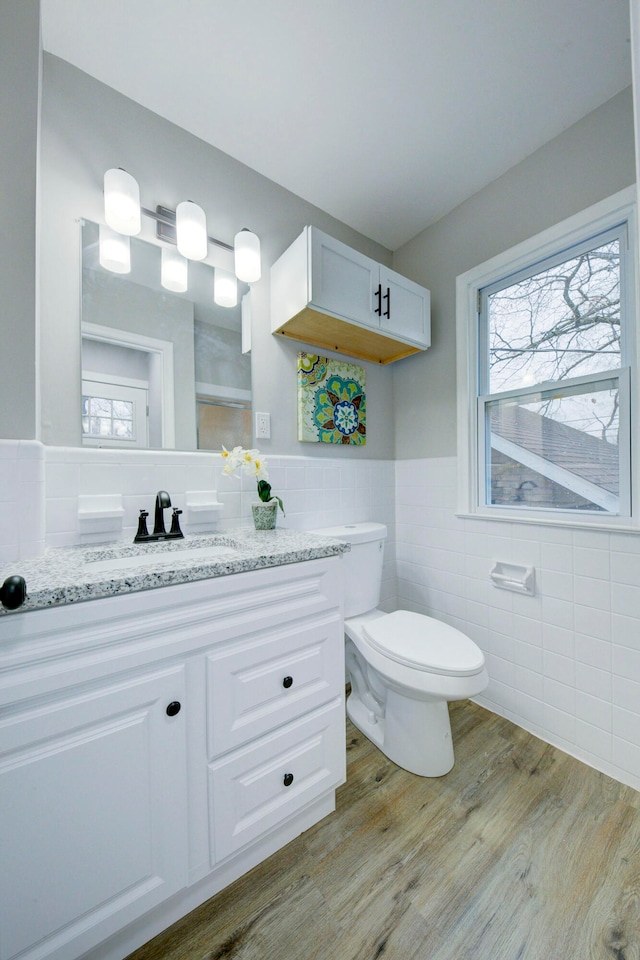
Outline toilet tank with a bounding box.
[311,522,387,618]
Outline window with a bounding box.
[82,394,135,440]
[81,377,149,448]
[457,188,637,526]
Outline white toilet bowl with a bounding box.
[313,522,489,777]
[345,608,488,776]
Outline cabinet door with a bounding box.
[0,665,187,960]
[379,265,431,347]
[309,227,378,329]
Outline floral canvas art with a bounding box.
[297,353,366,445]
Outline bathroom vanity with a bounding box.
[0,532,347,960]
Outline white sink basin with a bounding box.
[87,544,238,574]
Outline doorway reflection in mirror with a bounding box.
[81,220,251,451]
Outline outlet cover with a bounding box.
[255,411,271,439]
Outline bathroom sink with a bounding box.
[86,539,240,574]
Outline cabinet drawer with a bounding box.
[208,699,345,863]
[206,616,343,757]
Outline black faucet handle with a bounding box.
[170,508,184,538]
[134,509,150,541]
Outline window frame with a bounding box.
[456,186,638,530]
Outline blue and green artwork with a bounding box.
[297,353,366,445]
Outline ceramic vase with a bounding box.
[251,500,278,530]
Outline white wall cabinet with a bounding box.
[0,557,345,960]
[271,226,431,364]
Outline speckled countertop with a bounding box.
[0,529,349,615]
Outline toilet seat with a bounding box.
[362,610,485,677]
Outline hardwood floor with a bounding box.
[127,702,640,960]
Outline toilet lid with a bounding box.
[362,611,485,677]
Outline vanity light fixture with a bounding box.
[103,168,141,236]
[214,268,238,308]
[99,168,262,287]
[99,224,131,274]
[175,200,208,261]
[234,228,261,283]
[161,246,188,293]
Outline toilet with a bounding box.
[314,522,488,777]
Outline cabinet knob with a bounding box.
[282,675,293,689]
[166,701,181,717]
[283,772,294,787]
[0,575,27,610]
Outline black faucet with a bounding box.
[134,491,184,543]
[153,490,171,536]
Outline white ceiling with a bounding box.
[41,0,632,251]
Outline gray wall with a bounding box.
[392,87,636,459]
[39,54,395,458]
[0,0,40,439]
[194,322,250,392]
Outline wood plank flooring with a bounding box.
[126,702,640,960]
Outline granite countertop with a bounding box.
[0,529,349,615]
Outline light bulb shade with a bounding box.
[214,268,238,308]
[103,168,141,236]
[176,200,208,260]
[99,224,131,274]
[161,246,188,292]
[234,228,261,283]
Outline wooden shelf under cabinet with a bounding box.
[273,307,423,364]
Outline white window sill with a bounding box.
[456,510,640,535]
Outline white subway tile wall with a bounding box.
[42,444,393,544]
[0,441,361,561]
[0,440,45,561]
[395,456,640,792]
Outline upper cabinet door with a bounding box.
[379,266,431,348]
[308,228,378,328]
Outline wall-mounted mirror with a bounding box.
[81,220,252,451]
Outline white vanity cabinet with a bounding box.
[271,225,430,364]
[0,556,345,960]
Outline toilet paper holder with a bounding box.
[490,561,535,596]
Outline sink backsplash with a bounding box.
[0,440,395,563]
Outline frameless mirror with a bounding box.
[81,220,252,451]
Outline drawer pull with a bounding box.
[166,701,181,717]
[283,772,294,787]
[282,676,293,689]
